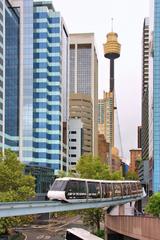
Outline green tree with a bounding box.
[57,170,79,178]
[76,154,111,180]
[0,149,35,235]
[76,154,122,233]
[145,192,160,217]
[125,171,139,180]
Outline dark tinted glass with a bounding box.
[66,232,82,240]
[51,180,67,191]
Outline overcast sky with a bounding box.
[53,0,149,162]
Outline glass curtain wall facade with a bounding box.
[5,0,19,153]
[0,0,3,151]
[150,0,160,192]
[33,1,69,172]
[21,0,33,163]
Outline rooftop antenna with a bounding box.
[111,18,114,32]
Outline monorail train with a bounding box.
[47,177,145,202]
[66,228,103,240]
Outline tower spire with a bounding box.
[111,18,114,32]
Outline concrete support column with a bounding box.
[119,205,125,215]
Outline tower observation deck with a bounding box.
[103,32,121,92]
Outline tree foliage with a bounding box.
[145,192,160,217]
[76,154,112,180]
[81,208,104,233]
[76,154,123,232]
[125,171,139,180]
[0,149,36,234]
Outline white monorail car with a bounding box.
[47,177,144,203]
[66,228,103,240]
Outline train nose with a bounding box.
[47,191,53,199]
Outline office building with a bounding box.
[5,0,19,153]
[0,1,20,153]
[68,118,83,170]
[69,33,98,156]
[0,0,4,152]
[33,0,69,172]
[8,0,33,162]
[111,147,122,172]
[98,91,114,146]
[98,134,110,164]
[149,0,160,192]
[7,0,69,173]
[129,149,142,173]
[69,93,92,155]
[138,126,142,149]
[142,18,149,162]
[138,18,149,194]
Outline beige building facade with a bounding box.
[70,93,92,155]
[69,33,98,156]
[98,91,114,147]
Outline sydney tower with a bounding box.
[103,31,121,92]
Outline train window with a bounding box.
[66,231,82,240]
[77,181,87,199]
[51,180,67,191]
[127,183,131,195]
[137,182,142,193]
[131,183,137,194]
[107,183,113,198]
[101,183,107,198]
[122,183,128,196]
[78,181,86,193]
[101,183,112,198]
[65,181,79,199]
[113,183,122,197]
[67,180,79,192]
[88,182,101,198]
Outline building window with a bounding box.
[71,139,76,142]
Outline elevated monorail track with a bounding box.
[0,195,143,218]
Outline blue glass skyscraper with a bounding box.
[0,0,19,153]
[33,0,69,172]
[149,0,160,192]
[0,0,4,152]
[5,0,19,153]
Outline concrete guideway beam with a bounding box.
[0,195,144,218]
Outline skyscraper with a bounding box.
[149,0,160,192]
[0,0,4,152]
[6,0,69,173]
[98,91,114,147]
[0,0,20,153]
[69,33,98,156]
[68,118,83,169]
[142,18,149,162]
[5,0,19,154]
[33,0,69,172]
[8,0,34,162]
[69,93,92,155]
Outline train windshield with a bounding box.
[51,180,67,191]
